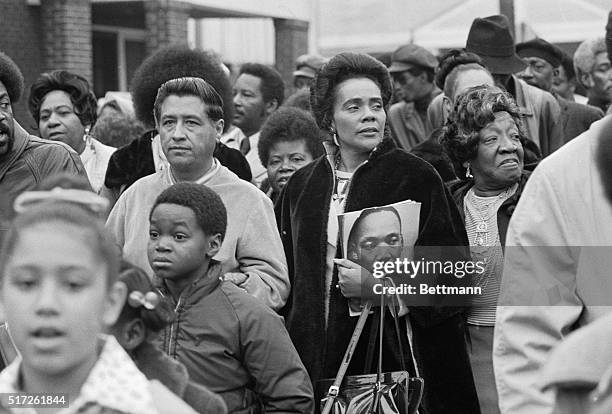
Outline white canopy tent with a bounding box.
[317,0,610,55]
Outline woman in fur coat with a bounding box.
[276,52,480,414]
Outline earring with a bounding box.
[83,126,94,151]
[465,163,473,179]
[332,130,340,147]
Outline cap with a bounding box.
[293,54,327,79]
[388,44,438,73]
[516,38,562,67]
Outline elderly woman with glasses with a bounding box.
[442,84,531,414]
[276,52,480,414]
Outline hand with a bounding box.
[223,272,248,287]
[333,258,378,301]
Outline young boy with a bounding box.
[148,182,314,413]
[0,195,196,414]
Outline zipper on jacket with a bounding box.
[167,295,185,357]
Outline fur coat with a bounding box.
[276,137,480,414]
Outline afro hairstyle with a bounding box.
[150,182,227,242]
[0,51,24,103]
[258,107,323,166]
[130,45,233,131]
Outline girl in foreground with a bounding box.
[0,199,196,413]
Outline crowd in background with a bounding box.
[0,8,612,414]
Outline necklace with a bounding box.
[466,186,514,246]
[332,153,351,204]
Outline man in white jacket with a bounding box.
[494,114,612,414]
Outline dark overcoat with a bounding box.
[275,137,480,414]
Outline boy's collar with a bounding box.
[154,261,223,300]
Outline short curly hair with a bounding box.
[28,70,97,127]
[238,63,285,107]
[130,46,233,131]
[0,52,24,103]
[435,49,490,97]
[258,107,323,166]
[150,182,227,242]
[441,84,526,171]
[310,52,393,132]
[574,37,607,80]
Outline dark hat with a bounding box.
[466,15,526,75]
[293,54,327,79]
[389,44,438,73]
[516,38,562,67]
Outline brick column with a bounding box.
[40,0,92,83]
[145,0,190,56]
[274,18,309,94]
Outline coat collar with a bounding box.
[322,136,397,168]
[0,121,30,183]
[448,171,530,219]
[154,262,223,304]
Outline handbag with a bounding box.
[316,288,424,414]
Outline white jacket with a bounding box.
[494,115,612,414]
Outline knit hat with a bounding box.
[516,38,562,67]
[389,44,438,73]
[466,15,526,75]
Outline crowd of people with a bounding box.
[0,9,612,414]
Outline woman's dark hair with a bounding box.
[0,52,24,103]
[151,182,227,242]
[130,46,233,132]
[435,49,486,90]
[441,84,526,176]
[238,63,285,106]
[258,107,323,166]
[28,70,97,127]
[153,77,224,126]
[115,261,175,333]
[310,52,393,132]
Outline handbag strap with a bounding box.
[364,307,380,372]
[321,301,373,414]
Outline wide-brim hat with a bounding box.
[466,15,526,75]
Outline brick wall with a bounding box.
[144,0,189,56]
[0,0,43,129]
[41,0,92,84]
[274,18,309,96]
